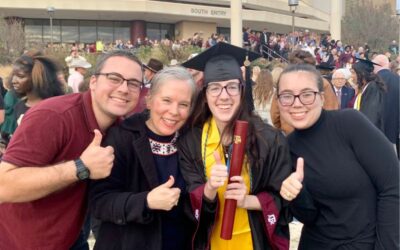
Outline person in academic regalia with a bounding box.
[179,42,293,250]
[352,58,386,132]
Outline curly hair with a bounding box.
[253,69,274,108]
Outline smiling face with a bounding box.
[205,79,241,132]
[332,71,346,89]
[278,71,324,130]
[12,65,32,95]
[90,56,143,128]
[146,78,192,136]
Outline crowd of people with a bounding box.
[0,30,398,250]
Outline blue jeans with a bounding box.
[70,215,91,250]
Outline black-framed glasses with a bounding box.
[96,72,143,92]
[206,82,242,97]
[278,91,319,106]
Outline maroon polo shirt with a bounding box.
[0,91,99,250]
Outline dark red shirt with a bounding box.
[130,86,149,115]
[0,91,99,250]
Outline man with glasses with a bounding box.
[0,50,143,250]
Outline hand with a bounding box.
[206,151,228,191]
[147,176,181,211]
[280,158,304,201]
[224,176,248,208]
[80,129,115,179]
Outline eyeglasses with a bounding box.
[206,82,242,97]
[332,78,346,81]
[96,72,143,92]
[278,91,319,106]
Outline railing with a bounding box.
[260,44,288,63]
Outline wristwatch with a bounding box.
[74,158,90,180]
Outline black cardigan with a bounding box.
[89,113,195,250]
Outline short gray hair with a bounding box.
[150,66,197,107]
[333,68,350,80]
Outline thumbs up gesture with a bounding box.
[280,158,304,201]
[206,151,229,191]
[79,129,115,179]
[147,176,181,211]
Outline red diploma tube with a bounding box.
[220,120,248,240]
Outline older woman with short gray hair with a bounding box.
[89,66,196,250]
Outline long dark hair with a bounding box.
[13,50,64,99]
[188,83,263,169]
[352,62,386,91]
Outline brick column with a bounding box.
[131,20,145,44]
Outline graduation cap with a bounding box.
[354,57,380,73]
[181,42,261,85]
[316,63,335,71]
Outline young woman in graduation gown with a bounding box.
[179,42,293,250]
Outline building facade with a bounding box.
[1,0,333,46]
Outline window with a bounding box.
[23,19,181,45]
[61,20,79,43]
[79,20,97,43]
[114,21,130,42]
[24,19,43,42]
[43,19,61,43]
[146,22,174,41]
[97,21,114,43]
[217,27,230,42]
[161,23,174,40]
[146,23,160,41]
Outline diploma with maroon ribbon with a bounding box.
[220,120,249,240]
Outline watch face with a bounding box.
[78,169,90,180]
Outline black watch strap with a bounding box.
[74,158,90,180]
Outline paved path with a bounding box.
[89,222,303,249]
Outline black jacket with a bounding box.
[359,81,385,132]
[89,113,195,250]
[377,69,399,147]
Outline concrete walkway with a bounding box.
[88,222,304,249]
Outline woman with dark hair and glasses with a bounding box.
[179,42,293,249]
[270,49,338,135]
[278,64,399,249]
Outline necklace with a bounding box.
[223,145,230,161]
